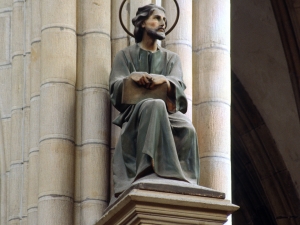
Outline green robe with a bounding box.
[110,44,200,195]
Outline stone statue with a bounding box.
[110,4,199,196]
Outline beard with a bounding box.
[145,27,166,40]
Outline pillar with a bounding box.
[0,112,6,224]
[37,0,76,224]
[74,18,82,223]
[76,1,111,224]
[0,0,12,222]
[10,0,24,223]
[192,0,231,221]
[162,0,192,119]
[21,0,31,224]
[27,0,41,223]
[112,0,128,60]
[74,4,82,218]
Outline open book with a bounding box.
[122,77,168,104]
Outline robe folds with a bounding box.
[110,44,200,195]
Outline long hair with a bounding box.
[132,4,167,43]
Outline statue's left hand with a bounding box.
[149,74,171,94]
[130,72,153,87]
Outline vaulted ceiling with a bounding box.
[231,0,300,224]
[270,0,300,117]
[232,74,300,224]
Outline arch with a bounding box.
[231,73,300,224]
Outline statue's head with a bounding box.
[132,4,167,43]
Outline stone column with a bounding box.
[1,96,11,225]
[110,0,129,198]
[37,0,76,224]
[74,17,82,222]
[162,0,192,119]
[21,0,31,224]
[192,0,231,222]
[76,1,111,224]
[27,0,41,224]
[10,0,24,223]
[0,111,6,225]
[0,0,12,222]
[112,0,128,60]
[74,83,82,225]
[74,5,82,219]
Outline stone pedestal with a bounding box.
[95,175,239,225]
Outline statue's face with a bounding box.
[142,9,166,40]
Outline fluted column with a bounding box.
[112,0,128,60]
[74,7,82,219]
[74,1,82,223]
[1,100,11,225]
[27,0,41,223]
[21,1,31,224]
[192,1,231,221]
[0,112,6,225]
[10,0,25,224]
[162,0,192,119]
[73,85,82,225]
[0,0,12,222]
[37,0,76,224]
[76,1,111,224]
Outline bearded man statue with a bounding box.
[110,4,200,196]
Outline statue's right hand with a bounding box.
[130,72,153,88]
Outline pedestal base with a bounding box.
[96,175,239,225]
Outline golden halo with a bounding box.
[119,0,180,37]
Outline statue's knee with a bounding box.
[152,99,165,107]
[143,99,166,110]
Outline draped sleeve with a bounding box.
[163,51,188,114]
[109,50,131,113]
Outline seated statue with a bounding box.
[110,4,200,196]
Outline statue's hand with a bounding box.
[130,72,153,88]
[149,75,171,94]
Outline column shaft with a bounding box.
[0,71,11,225]
[162,0,193,119]
[74,9,82,221]
[0,0,12,223]
[0,93,11,225]
[76,1,111,224]
[0,117,7,225]
[112,0,128,60]
[10,0,25,224]
[27,0,41,224]
[37,0,76,224]
[192,0,231,207]
[21,0,31,224]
